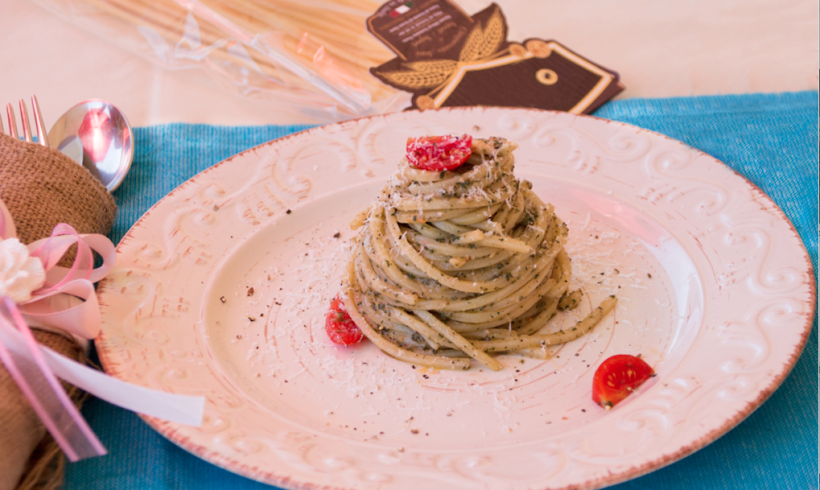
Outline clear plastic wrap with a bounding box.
[32,0,412,120]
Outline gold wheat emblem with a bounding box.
[379,8,506,91]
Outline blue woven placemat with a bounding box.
[66,91,818,490]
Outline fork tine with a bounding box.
[30,95,49,147]
[18,99,32,143]
[6,104,17,139]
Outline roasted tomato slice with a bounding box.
[325,294,363,345]
[406,135,473,171]
[592,354,655,409]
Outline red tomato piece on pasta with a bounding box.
[406,135,473,171]
[592,354,654,409]
[325,294,363,345]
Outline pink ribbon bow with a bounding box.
[0,198,204,461]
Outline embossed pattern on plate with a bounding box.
[96,108,815,490]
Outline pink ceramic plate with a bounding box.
[96,108,814,490]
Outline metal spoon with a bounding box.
[48,99,134,192]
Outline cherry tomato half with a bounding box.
[406,135,473,171]
[325,294,363,345]
[592,354,655,409]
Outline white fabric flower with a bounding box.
[0,238,46,303]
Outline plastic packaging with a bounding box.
[32,0,412,121]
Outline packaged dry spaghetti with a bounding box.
[31,0,622,120]
[31,0,415,120]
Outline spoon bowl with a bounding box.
[48,99,133,192]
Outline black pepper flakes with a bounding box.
[286,209,292,214]
[247,287,254,297]
[220,296,226,303]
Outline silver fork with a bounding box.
[1,96,49,147]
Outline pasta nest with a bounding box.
[343,137,615,370]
